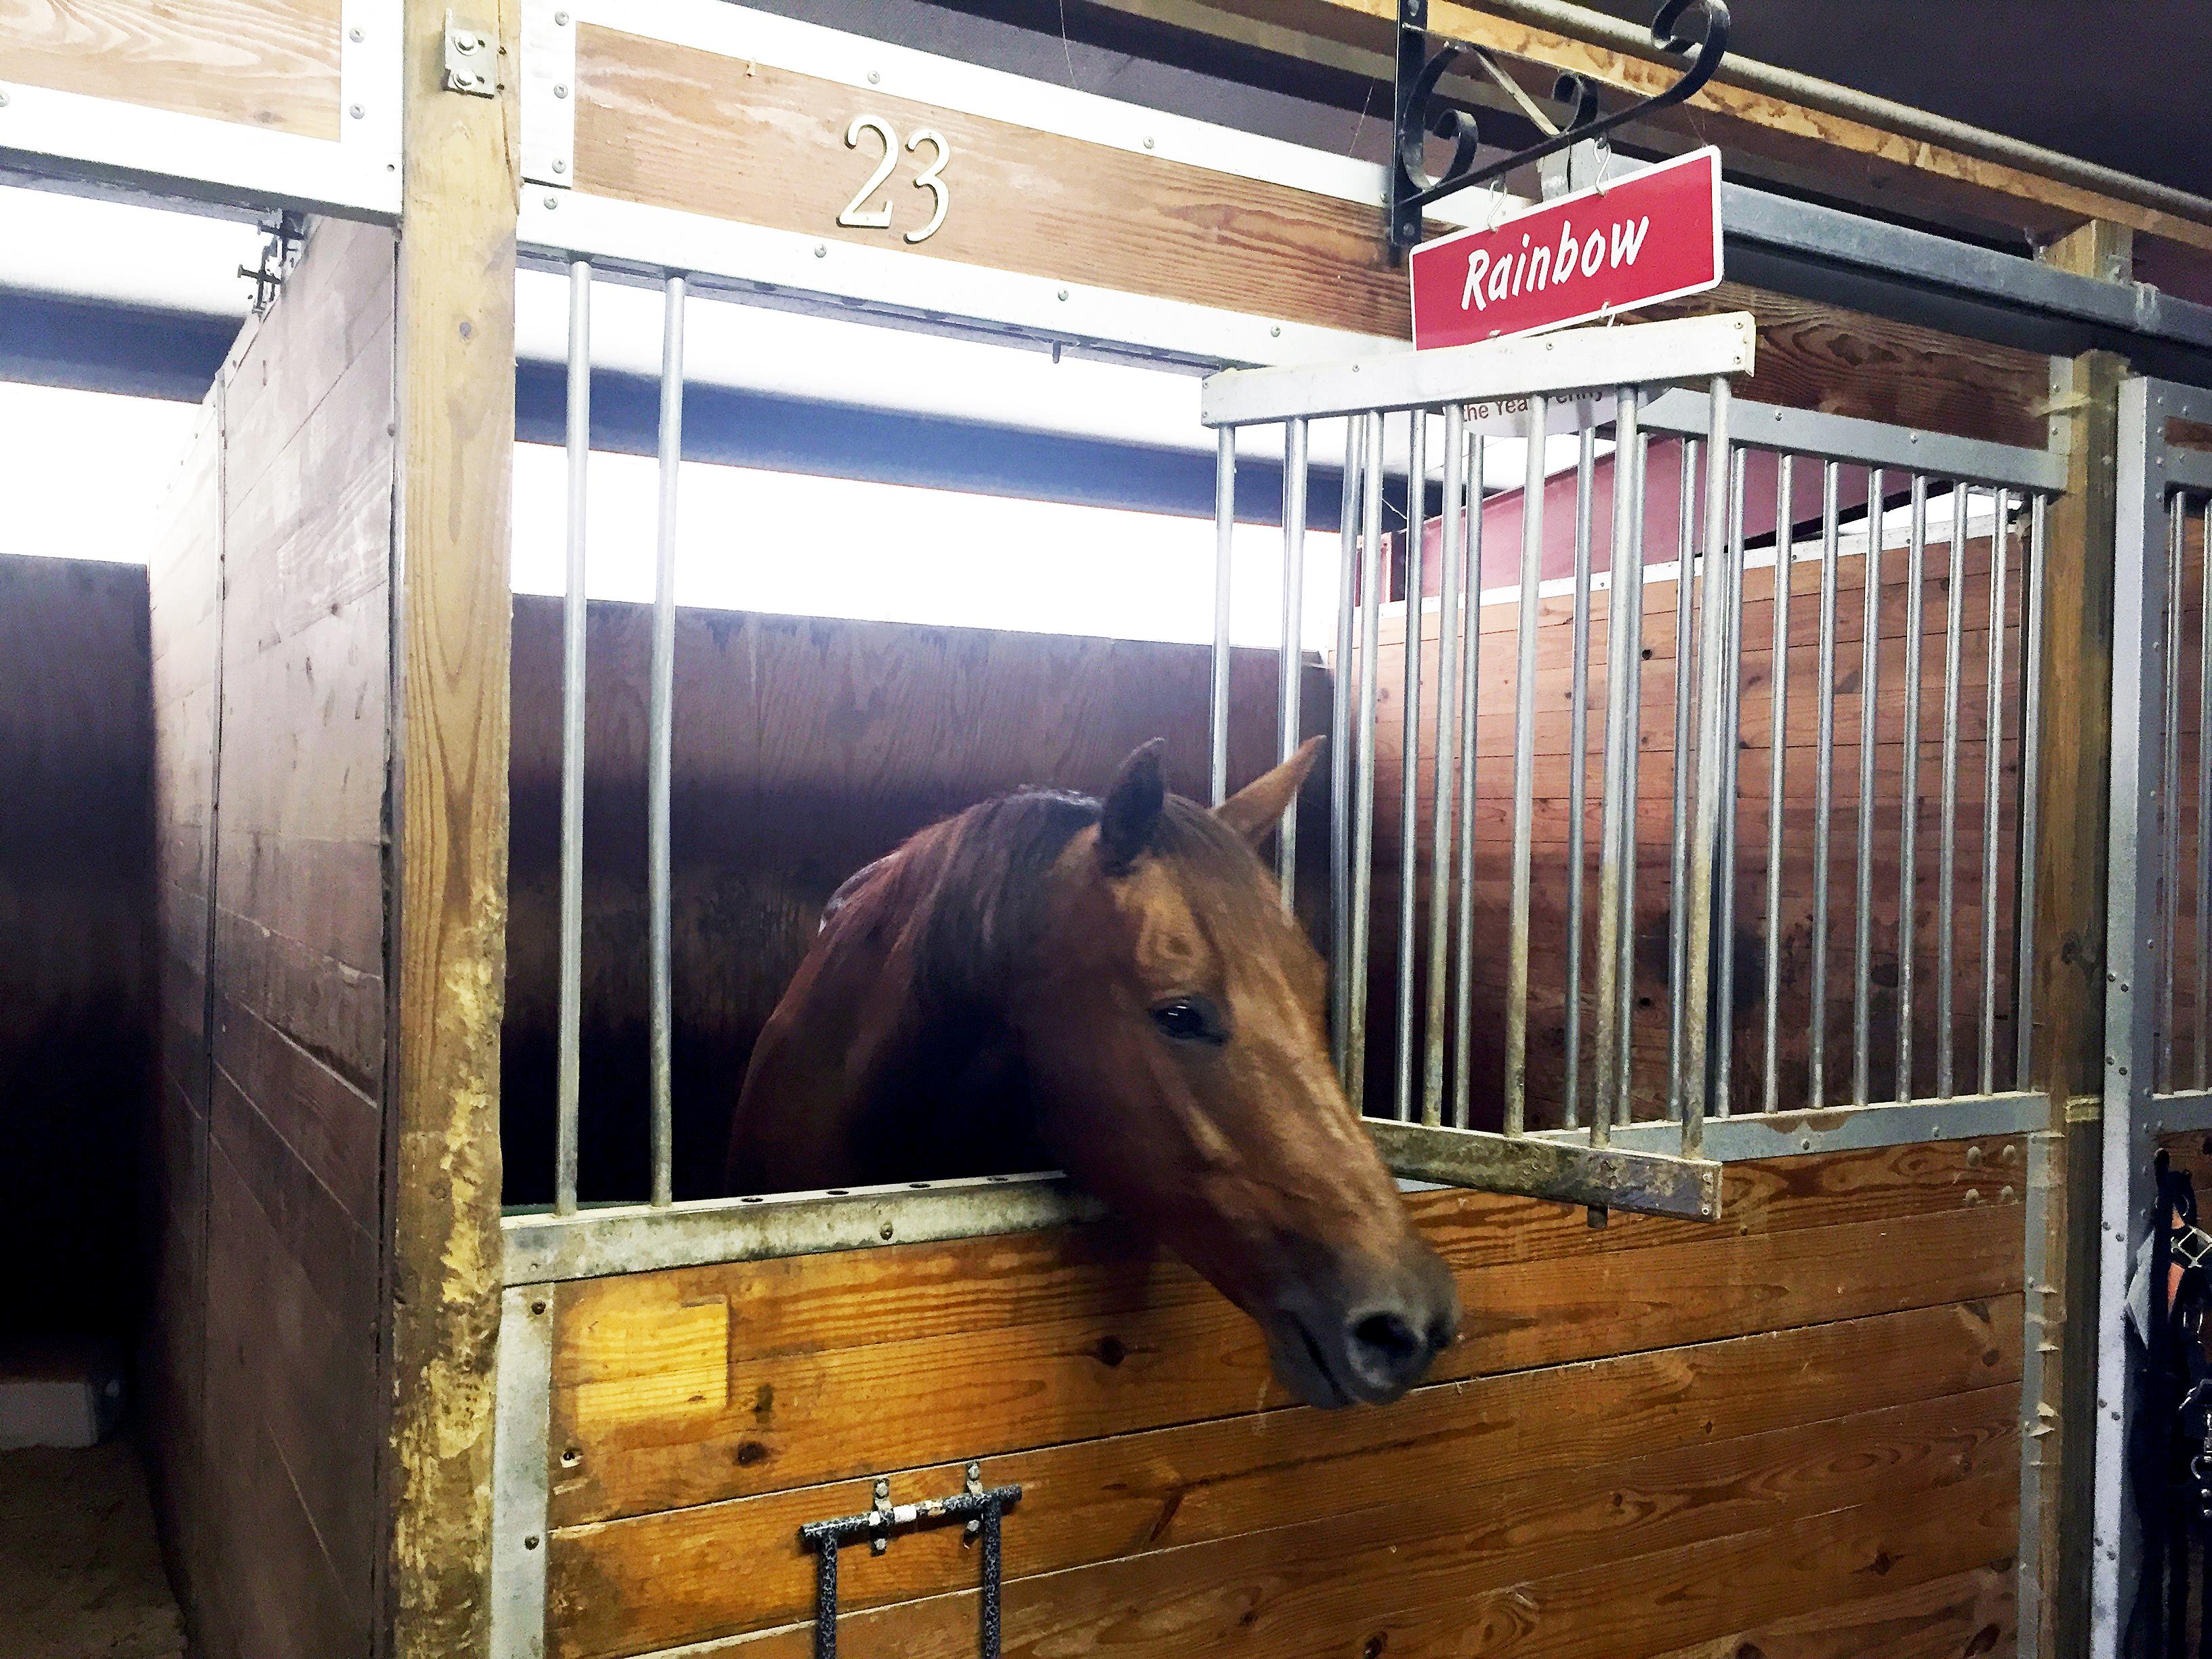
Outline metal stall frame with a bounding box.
[2093,375,2212,1658]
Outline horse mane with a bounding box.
[828,781,1267,1005]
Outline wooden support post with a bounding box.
[2026,217,2131,1659]
[381,2,518,1656]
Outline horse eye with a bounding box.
[1151,997,1223,1044]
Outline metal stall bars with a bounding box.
[2094,377,2212,1659]
[1543,388,2062,1162]
[1200,313,1756,1223]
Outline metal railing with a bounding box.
[1202,313,2062,1214]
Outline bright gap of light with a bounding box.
[512,444,1347,651]
[0,384,205,565]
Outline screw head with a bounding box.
[1143,136,1155,149]
[554,83,569,98]
[1270,325,1282,337]
[874,1479,890,1498]
[0,91,11,108]
[552,158,567,173]
[815,243,827,258]
[349,25,365,42]
[879,1223,894,1241]
[524,1534,541,1550]
[554,8,570,20]
[529,1298,548,1315]
[545,194,560,209]
[1057,288,1069,301]
[350,103,365,119]
[867,70,881,85]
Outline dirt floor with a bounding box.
[0,1441,186,1658]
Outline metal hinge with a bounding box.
[443,12,497,97]
[800,1465,1021,1659]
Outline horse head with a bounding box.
[1017,740,1460,1407]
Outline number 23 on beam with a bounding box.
[838,115,951,245]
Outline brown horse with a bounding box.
[726,739,1460,1408]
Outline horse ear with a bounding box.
[1098,739,1168,872]
[1215,736,1325,847]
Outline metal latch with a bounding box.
[799,1465,1021,1659]
[443,12,497,97]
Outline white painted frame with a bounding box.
[0,0,401,218]
[516,0,1527,369]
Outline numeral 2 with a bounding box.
[837,115,952,245]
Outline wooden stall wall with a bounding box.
[1366,520,2028,1126]
[501,598,1328,1206]
[0,555,155,1340]
[146,218,398,1659]
[538,1138,2023,1658]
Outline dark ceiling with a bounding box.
[1570,0,2209,198]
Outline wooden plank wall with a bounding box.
[145,393,223,1626]
[501,598,1328,1206]
[0,0,342,138]
[537,1138,2024,1658]
[146,217,398,1659]
[0,555,155,1341]
[1364,520,2028,1126]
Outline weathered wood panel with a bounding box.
[144,393,223,1637]
[0,0,342,139]
[144,216,399,1659]
[569,26,2049,448]
[539,1144,2022,1658]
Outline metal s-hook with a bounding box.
[1388,0,1729,255]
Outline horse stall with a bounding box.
[7,1,2212,1657]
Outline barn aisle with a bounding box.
[0,1441,186,1659]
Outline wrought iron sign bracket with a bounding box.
[800,1467,1023,1659]
[1389,0,1730,255]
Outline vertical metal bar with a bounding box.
[1277,418,1310,908]
[1563,426,1597,1127]
[1761,455,1796,1117]
[1504,399,1549,1136]
[1895,473,1928,1105]
[554,260,590,1218]
[1714,445,1746,1116]
[1347,416,1387,1115]
[1666,438,1700,1124]
[1210,427,1236,807]
[979,1502,1004,1659]
[1593,393,1644,1144]
[1330,419,1361,1080]
[1809,462,1841,1111]
[2093,377,2167,1654]
[2160,491,2186,1090]
[1450,437,1487,1130]
[1681,380,1735,1154]
[1394,411,1428,1123]
[647,274,683,1210]
[1614,426,1649,1129]
[1422,406,1467,1126]
[1938,483,1969,1099]
[812,1536,838,1659]
[1981,490,2012,1094]
[1852,468,1885,1107]
[2015,491,2047,1088]
[2198,496,2212,1088]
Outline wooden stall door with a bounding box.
[146,216,398,1659]
[535,1139,2024,1658]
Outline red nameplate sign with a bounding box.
[1408,146,1723,349]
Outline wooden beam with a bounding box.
[380,1,518,1655]
[2027,217,2132,1659]
[1081,0,2212,253]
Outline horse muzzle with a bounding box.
[1261,1240,1462,1408]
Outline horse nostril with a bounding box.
[1350,1311,1423,1375]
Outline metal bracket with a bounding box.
[443,11,498,97]
[1389,0,1729,255]
[237,211,306,316]
[800,1470,1021,1659]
